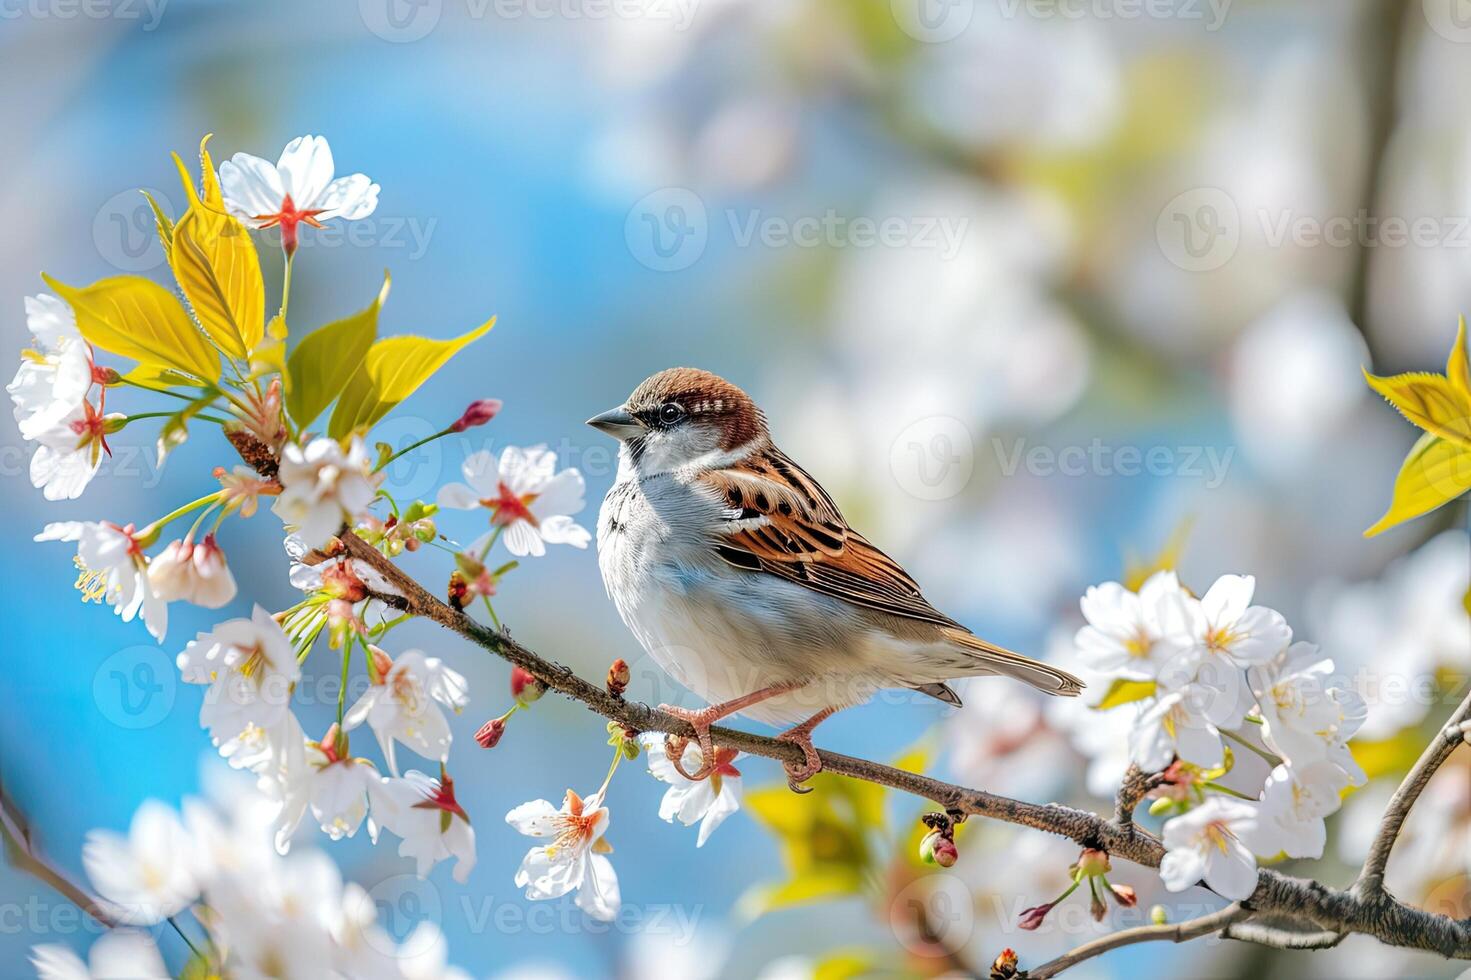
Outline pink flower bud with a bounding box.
[450,399,502,432]
[1017,903,1054,931]
[322,561,369,603]
[510,666,546,705]
[1110,883,1137,907]
[1090,888,1107,922]
[368,645,394,684]
[932,836,959,868]
[475,717,506,749]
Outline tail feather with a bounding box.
[940,628,1085,697]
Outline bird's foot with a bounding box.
[775,727,822,794]
[658,704,719,780]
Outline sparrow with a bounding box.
[588,368,1082,791]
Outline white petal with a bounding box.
[1158,845,1206,893]
[436,482,481,510]
[1201,574,1254,627]
[575,853,621,921]
[218,152,285,223]
[1203,840,1259,900]
[317,173,379,221]
[275,135,335,208]
[505,799,561,838]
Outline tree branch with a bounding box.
[1023,903,1253,979]
[1355,686,1470,897]
[0,783,118,929]
[1222,920,1346,951]
[337,532,1471,961]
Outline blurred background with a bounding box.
[2,0,1469,977]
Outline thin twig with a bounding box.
[0,784,118,929]
[1356,687,1471,897]
[1023,903,1253,979]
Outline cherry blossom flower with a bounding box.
[1161,573,1292,669]
[31,931,167,980]
[1129,683,1234,771]
[344,648,469,775]
[37,521,166,640]
[147,533,238,608]
[272,436,382,548]
[216,464,276,517]
[506,787,620,920]
[218,135,380,254]
[10,294,91,430]
[376,770,477,883]
[1075,571,1187,680]
[305,731,385,842]
[640,734,743,847]
[82,800,198,924]
[23,397,119,501]
[437,446,591,557]
[1250,643,1366,767]
[1158,796,1261,900]
[177,605,300,748]
[1253,761,1354,859]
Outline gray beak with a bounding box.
[586,406,644,440]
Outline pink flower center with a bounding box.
[253,192,327,255]
[484,481,539,528]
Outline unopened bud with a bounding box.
[1076,847,1111,877]
[474,717,506,749]
[931,835,958,868]
[367,645,393,685]
[1150,904,1169,926]
[988,948,1018,980]
[606,658,630,697]
[448,570,470,611]
[511,666,546,705]
[322,561,368,602]
[93,365,121,386]
[1090,887,1107,922]
[450,398,502,432]
[1109,883,1137,908]
[1017,902,1053,931]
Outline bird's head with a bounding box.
[587,368,767,475]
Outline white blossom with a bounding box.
[219,135,379,234]
[272,437,381,548]
[1129,683,1234,771]
[506,788,619,920]
[376,770,477,883]
[640,734,742,847]
[1254,761,1353,859]
[1158,796,1261,900]
[437,446,591,557]
[344,649,469,775]
[1161,573,1292,670]
[1075,571,1187,680]
[9,294,90,430]
[37,521,166,639]
[1250,642,1366,767]
[82,801,198,924]
[177,605,300,748]
[31,931,167,980]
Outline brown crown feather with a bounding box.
[627,368,767,450]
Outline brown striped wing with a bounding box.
[703,447,966,631]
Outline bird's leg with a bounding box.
[660,682,805,781]
[774,706,837,794]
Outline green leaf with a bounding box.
[1096,678,1158,710]
[251,314,290,389]
[286,283,386,427]
[1364,433,1471,537]
[119,364,200,391]
[328,313,495,438]
[43,273,219,382]
[170,204,266,360]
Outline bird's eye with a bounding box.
[658,403,686,425]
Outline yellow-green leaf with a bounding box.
[1096,678,1158,710]
[198,134,224,209]
[171,205,266,360]
[286,283,385,427]
[119,364,199,391]
[1364,369,1471,447]
[1123,517,1195,592]
[140,190,173,252]
[736,869,864,919]
[1364,433,1471,537]
[1449,316,1470,394]
[252,314,290,391]
[43,273,219,382]
[328,314,495,438]
[1350,729,1426,781]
